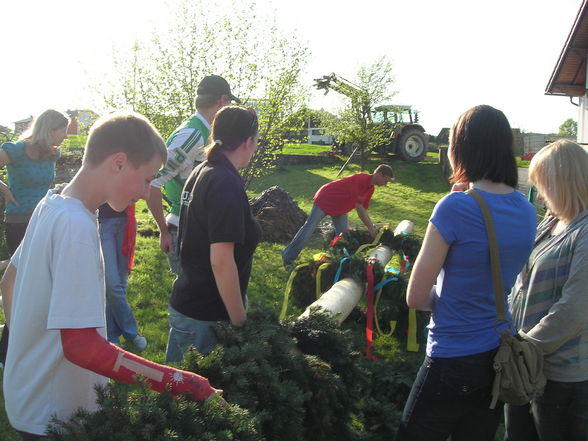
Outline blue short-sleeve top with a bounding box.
[426,189,537,357]
[2,141,59,214]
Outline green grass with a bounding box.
[282,142,333,155]
[0,159,450,438]
[249,158,449,237]
[516,157,530,168]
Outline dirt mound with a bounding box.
[249,186,307,244]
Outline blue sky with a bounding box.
[0,0,581,135]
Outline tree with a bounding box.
[100,0,309,187]
[280,107,336,143]
[320,56,396,170]
[558,118,577,138]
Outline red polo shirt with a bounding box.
[313,173,375,217]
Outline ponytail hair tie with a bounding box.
[214,139,223,147]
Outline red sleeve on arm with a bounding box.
[60,328,218,402]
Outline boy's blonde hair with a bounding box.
[19,109,70,159]
[529,140,588,223]
[83,112,167,168]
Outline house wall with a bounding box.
[304,127,333,145]
[14,118,33,134]
[67,118,79,135]
[522,133,574,154]
[579,95,588,144]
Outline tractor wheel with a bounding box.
[397,128,427,162]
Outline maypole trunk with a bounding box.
[298,220,414,325]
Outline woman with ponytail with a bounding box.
[165,105,261,363]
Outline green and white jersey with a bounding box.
[151,113,211,224]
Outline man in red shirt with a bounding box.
[282,164,394,267]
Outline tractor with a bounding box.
[315,73,428,162]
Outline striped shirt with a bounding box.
[510,210,588,382]
[151,113,210,223]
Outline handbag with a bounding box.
[467,189,546,409]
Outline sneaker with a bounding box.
[282,255,294,271]
[132,335,147,351]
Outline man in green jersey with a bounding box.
[147,75,240,274]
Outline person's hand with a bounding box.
[159,229,174,253]
[170,369,222,402]
[2,188,18,206]
[368,224,377,238]
[451,182,471,192]
[206,389,226,404]
[230,312,246,327]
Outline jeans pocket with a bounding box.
[170,316,196,337]
[439,356,494,397]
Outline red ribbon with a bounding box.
[310,255,327,277]
[365,262,378,361]
[121,203,137,275]
[400,255,408,272]
[329,233,343,247]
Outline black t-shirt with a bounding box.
[170,155,261,321]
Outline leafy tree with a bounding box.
[100,0,309,187]
[558,118,577,138]
[281,107,336,143]
[320,56,396,169]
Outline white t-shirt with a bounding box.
[3,191,108,435]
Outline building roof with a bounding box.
[546,0,588,96]
[13,116,33,124]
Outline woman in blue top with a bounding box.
[0,109,68,368]
[395,105,537,441]
[0,109,69,255]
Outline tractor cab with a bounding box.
[373,105,419,125]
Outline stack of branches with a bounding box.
[47,310,419,441]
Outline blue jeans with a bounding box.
[165,306,227,363]
[17,430,44,440]
[395,348,502,441]
[167,228,182,276]
[99,217,139,343]
[504,379,588,441]
[282,203,348,263]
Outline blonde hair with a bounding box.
[529,140,588,222]
[19,109,69,160]
[83,112,167,168]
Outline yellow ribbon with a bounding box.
[374,287,396,336]
[279,263,310,321]
[355,225,389,256]
[315,262,332,300]
[312,252,330,261]
[406,308,420,352]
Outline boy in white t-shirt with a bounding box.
[1,113,221,440]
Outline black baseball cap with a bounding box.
[197,75,241,103]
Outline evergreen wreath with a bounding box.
[288,228,421,312]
